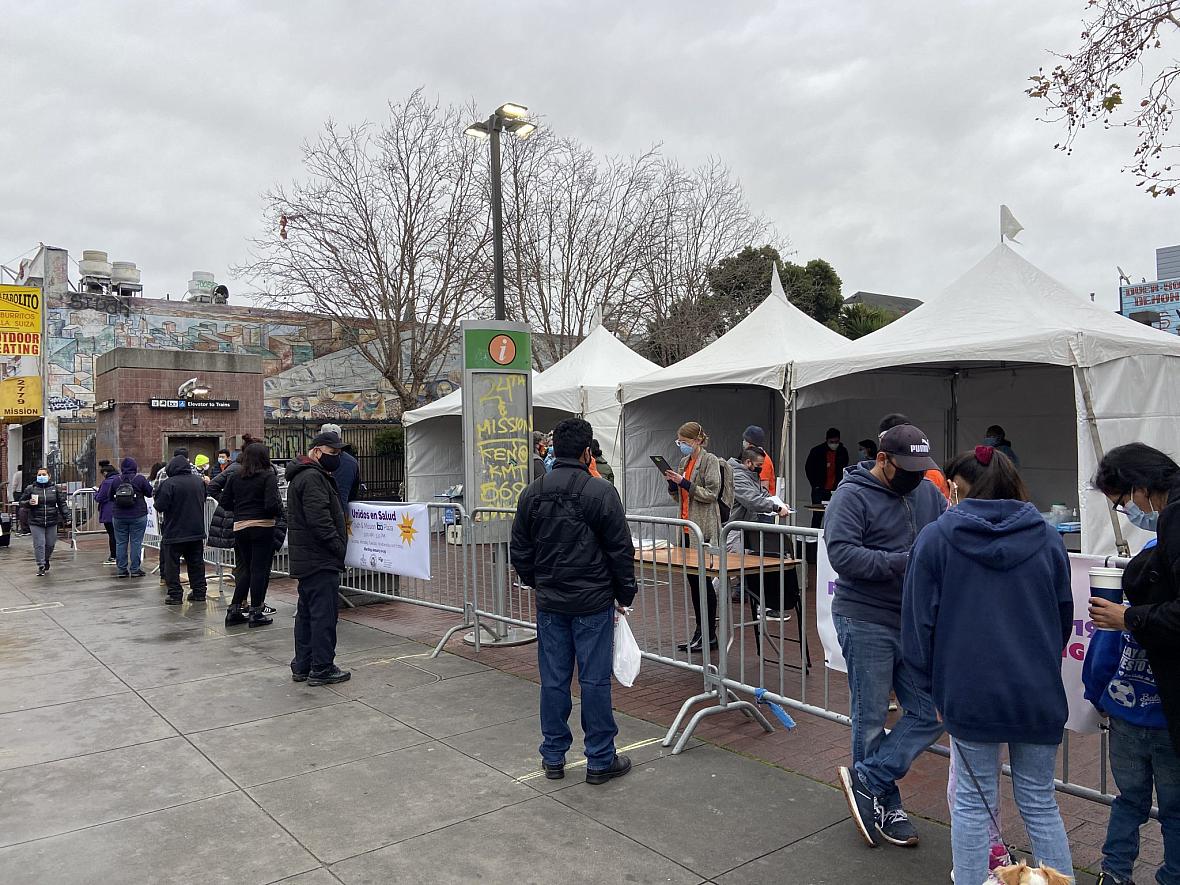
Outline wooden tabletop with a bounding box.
[634,546,799,577]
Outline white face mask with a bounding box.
[827,442,840,451]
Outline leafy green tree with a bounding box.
[838,302,898,340]
[704,246,844,330]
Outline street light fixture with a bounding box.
[465,101,540,320]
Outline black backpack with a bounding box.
[113,479,139,509]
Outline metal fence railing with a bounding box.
[694,519,1142,817]
[70,488,106,549]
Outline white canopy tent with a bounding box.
[403,324,657,505]
[620,267,850,515]
[792,244,1180,554]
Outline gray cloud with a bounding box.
[3,0,1176,311]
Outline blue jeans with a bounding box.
[1103,717,1180,884]
[537,606,617,770]
[835,614,943,806]
[113,515,148,574]
[951,738,1072,885]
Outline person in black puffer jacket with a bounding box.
[20,467,69,576]
[285,430,350,686]
[510,418,638,785]
[153,456,209,605]
[207,435,284,614]
[219,443,284,628]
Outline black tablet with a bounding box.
[649,455,674,474]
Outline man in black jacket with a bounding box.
[805,427,850,528]
[510,417,637,785]
[154,455,209,605]
[285,430,350,686]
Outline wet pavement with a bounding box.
[0,541,1099,884]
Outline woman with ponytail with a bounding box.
[902,446,1074,885]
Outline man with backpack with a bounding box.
[510,417,638,785]
[111,458,154,578]
[153,455,209,604]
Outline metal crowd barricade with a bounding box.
[698,519,1142,816]
[464,507,538,649]
[70,488,106,549]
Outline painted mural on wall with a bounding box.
[45,296,460,421]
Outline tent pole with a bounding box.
[787,368,798,524]
[948,371,959,459]
[1073,364,1130,557]
[616,389,627,510]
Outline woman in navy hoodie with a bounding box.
[902,446,1074,885]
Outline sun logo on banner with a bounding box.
[397,512,418,545]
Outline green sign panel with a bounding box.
[463,327,532,372]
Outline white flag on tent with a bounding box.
[1000,205,1024,243]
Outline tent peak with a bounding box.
[769,263,789,301]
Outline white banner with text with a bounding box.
[345,502,431,580]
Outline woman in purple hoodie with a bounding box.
[902,446,1074,885]
[109,458,154,578]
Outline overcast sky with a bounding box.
[3,0,1176,312]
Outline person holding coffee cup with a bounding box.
[19,467,69,577]
[1091,443,1180,884]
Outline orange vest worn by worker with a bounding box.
[760,453,777,495]
[589,457,602,479]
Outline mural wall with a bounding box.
[46,296,460,420]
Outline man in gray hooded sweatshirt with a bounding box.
[826,424,947,850]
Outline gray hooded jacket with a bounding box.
[823,462,947,630]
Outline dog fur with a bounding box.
[993,861,1072,885]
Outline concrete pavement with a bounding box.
[0,540,1095,884]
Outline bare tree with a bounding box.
[500,133,663,366]
[238,90,492,413]
[1028,1,1180,196]
[630,158,774,365]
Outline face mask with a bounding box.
[983,436,999,446]
[827,442,840,451]
[858,448,868,460]
[544,451,556,472]
[35,475,49,485]
[677,441,695,457]
[887,466,925,496]
[317,453,341,473]
[1124,501,1159,532]
[218,457,228,465]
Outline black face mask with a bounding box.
[317,453,341,473]
[887,465,925,496]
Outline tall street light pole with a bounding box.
[465,103,538,322]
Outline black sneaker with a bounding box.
[187,591,207,602]
[291,671,309,683]
[838,765,881,847]
[307,666,351,686]
[878,805,919,847]
[1096,873,1134,885]
[131,570,147,578]
[36,566,45,577]
[164,595,183,606]
[261,604,276,615]
[542,761,565,780]
[247,607,273,628]
[44,561,50,572]
[115,571,130,579]
[224,606,248,626]
[586,754,632,785]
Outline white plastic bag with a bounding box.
[612,610,641,687]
